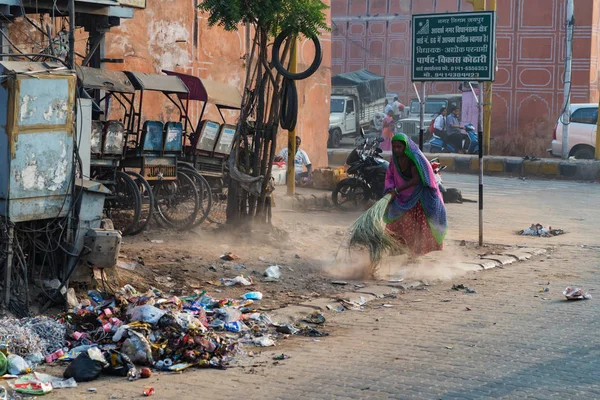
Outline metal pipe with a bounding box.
[483,0,496,155]
[418,82,426,150]
[69,0,75,68]
[561,0,574,160]
[4,226,13,307]
[477,82,484,246]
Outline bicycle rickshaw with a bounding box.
[77,66,148,235]
[120,71,212,231]
[162,70,242,224]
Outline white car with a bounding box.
[551,103,597,159]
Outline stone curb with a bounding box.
[270,247,549,323]
[328,149,600,181]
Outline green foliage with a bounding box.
[198,0,329,37]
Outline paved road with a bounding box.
[49,175,600,400]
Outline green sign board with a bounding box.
[412,11,496,82]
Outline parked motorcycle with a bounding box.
[426,123,479,154]
[332,133,389,211]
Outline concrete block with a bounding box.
[470,157,480,172]
[480,255,516,266]
[486,158,505,173]
[437,156,455,171]
[559,163,578,178]
[504,159,523,174]
[455,157,472,173]
[539,161,560,176]
[476,260,499,270]
[527,248,548,256]
[522,161,540,176]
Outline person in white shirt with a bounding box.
[392,97,405,121]
[433,107,447,138]
[277,136,313,181]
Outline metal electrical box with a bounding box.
[0,62,76,222]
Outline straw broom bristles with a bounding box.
[348,193,406,276]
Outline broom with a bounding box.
[348,193,405,275]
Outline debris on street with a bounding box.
[452,284,477,294]
[220,253,240,261]
[519,223,565,237]
[264,265,282,280]
[563,287,592,300]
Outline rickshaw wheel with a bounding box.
[152,171,200,231]
[177,167,212,228]
[103,171,143,236]
[124,170,155,235]
[207,179,228,225]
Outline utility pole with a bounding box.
[68,0,75,68]
[483,0,496,155]
[561,0,574,160]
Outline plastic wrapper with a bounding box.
[264,266,281,279]
[7,355,30,375]
[128,305,166,325]
[121,331,153,366]
[563,287,592,300]
[12,375,53,395]
[103,350,136,377]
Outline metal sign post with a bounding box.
[418,83,426,150]
[412,11,496,247]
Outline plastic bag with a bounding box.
[0,352,7,376]
[214,307,241,323]
[13,375,53,395]
[103,350,136,377]
[121,330,153,366]
[128,305,166,325]
[564,287,592,300]
[7,355,30,375]
[63,350,106,382]
[264,266,281,279]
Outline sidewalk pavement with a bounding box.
[328,149,600,181]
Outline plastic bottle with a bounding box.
[242,292,263,300]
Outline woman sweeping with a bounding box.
[384,133,448,256]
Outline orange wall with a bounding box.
[103,2,332,168]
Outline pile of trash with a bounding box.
[519,223,565,237]
[0,284,329,395]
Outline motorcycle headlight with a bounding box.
[103,121,126,155]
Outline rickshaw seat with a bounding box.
[141,120,165,152]
[193,119,221,153]
[164,121,183,153]
[103,120,126,156]
[91,120,104,155]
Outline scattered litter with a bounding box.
[412,299,423,303]
[539,287,550,293]
[143,387,155,396]
[388,279,404,283]
[298,327,329,337]
[222,275,253,286]
[273,354,290,361]
[445,345,454,350]
[220,253,240,261]
[382,304,394,308]
[235,265,247,270]
[264,266,281,280]
[440,299,451,303]
[354,284,366,289]
[150,240,164,244]
[88,388,97,392]
[339,296,367,311]
[7,355,30,375]
[242,292,263,300]
[253,336,276,347]
[563,287,592,300]
[116,261,139,271]
[452,284,477,294]
[13,375,53,395]
[519,223,565,237]
[331,281,348,286]
[302,312,326,325]
[295,254,301,259]
[276,324,299,335]
[465,307,472,311]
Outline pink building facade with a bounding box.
[331,0,600,155]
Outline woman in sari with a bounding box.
[380,109,395,151]
[384,134,448,256]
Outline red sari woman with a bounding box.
[384,134,448,256]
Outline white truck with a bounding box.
[328,70,386,148]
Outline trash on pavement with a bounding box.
[143,387,155,396]
[264,265,282,280]
[253,336,276,347]
[7,355,30,375]
[242,292,263,300]
[220,253,240,261]
[519,223,565,237]
[116,261,139,271]
[302,312,326,325]
[275,324,299,335]
[331,281,348,286]
[221,275,253,286]
[12,375,53,395]
[63,348,108,382]
[339,296,368,311]
[273,354,290,360]
[563,287,592,300]
[452,284,477,294]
